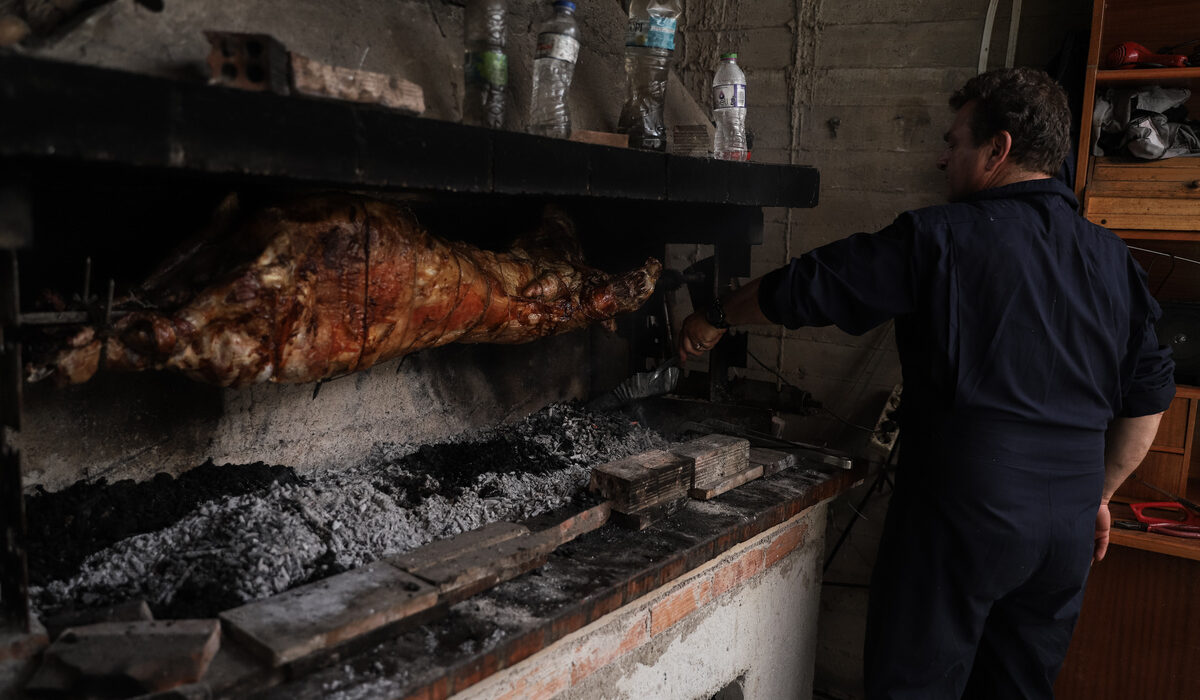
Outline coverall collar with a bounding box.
[960,177,1079,209]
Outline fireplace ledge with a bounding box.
[186,459,867,699]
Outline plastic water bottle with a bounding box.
[617,0,682,152]
[712,53,748,161]
[528,1,580,138]
[463,0,508,128]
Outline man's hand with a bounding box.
[677,312,726,364]
[1093,501,1111,564]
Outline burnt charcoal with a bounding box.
[373,401,663,505]
[29,403,668,622]
[25,461,302,586]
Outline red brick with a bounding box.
[650,578,711,637]
[570,613,649,684]
[713,549,766,597]
[495,660,570,700]
[764,519,811,569]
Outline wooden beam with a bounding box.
[219,561,437,667]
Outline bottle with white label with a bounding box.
[617,0,682,151]
[712,52,748,161]
[528,0,580,138]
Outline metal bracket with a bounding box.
[0,249,29,631]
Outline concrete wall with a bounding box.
[449,504,827,700]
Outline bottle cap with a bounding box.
[721,52,738,60]
[554,1,576,9]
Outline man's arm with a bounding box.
[1094,412,1165,563]
[677,278,771,362]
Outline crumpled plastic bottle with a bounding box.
[617,0,683,151]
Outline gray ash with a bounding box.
[375,403,664,503]
[24,461,302,586]
[31,403,666,621]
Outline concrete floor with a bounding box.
[814,462,894,700]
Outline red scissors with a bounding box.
[1121,501,1200,538]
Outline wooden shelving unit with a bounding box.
[1073,0,1200,510]
[1095,66,1200,85]
[1058,0,1200,696]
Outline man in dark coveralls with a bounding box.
[677,67,1175,699]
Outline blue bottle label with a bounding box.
[625,16,677,50]
[713,83,746,109]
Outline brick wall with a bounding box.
[449,504,827,700]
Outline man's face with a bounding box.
[936,101,992,201]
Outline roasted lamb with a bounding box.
[34,194,661,387]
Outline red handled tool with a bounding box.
[1104,42,1189,69]
[1115,501,1200,538]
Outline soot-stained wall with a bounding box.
[12,0,719,491]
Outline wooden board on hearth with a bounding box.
[672,434,750,487]
[219,561,437,666]
[688,464,765,500]
[750,447,797,476]
[589,449,693,513]
[687,445,794,501]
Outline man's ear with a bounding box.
[985,130,1014,171]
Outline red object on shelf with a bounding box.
[1105,42,1189,69]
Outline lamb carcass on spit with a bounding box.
[36,194,662,387]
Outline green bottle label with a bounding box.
[468,50,508,88]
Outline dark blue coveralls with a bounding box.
[756,178,1176,699]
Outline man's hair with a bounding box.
[949,67,1071,176]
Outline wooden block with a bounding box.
[749,447,797,476]
[0,617,48,663]
[689,464,765,500]
[536,500,612,547]
[610,499,684,531]
[569,130,629,148]
[219,561,436,667]
[389,522,529,575]
[406,530,558,602]
[590,450,693,511]
[25,619,220,695]
[290,52,425,115]
[671,434,750,487]
[42,599,153,641]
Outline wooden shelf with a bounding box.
[1110,527,1200,561]
[1176,384,1200,400]
[1095,66,1200,85]
[1109,502,1200,561]
[1117,230,1200,241]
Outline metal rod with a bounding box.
[82,256,92,304]
[1004,0,1023,68]
[1130,472,1200,515]
[0,250,29,631]
[104,279,115,325]
[1127,245,1200,267]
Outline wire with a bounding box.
[1127,245,1200,267]
[745,348,878,433]
[1127,245,1200,297]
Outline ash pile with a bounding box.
[29,403,668,621]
